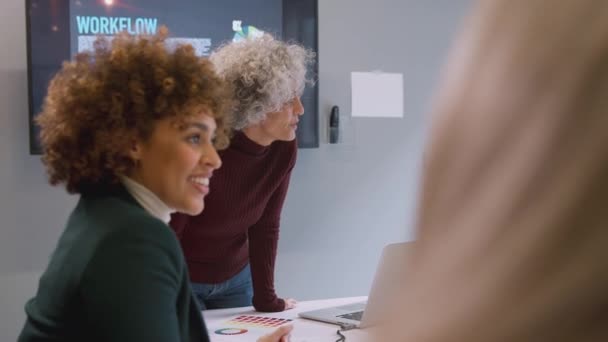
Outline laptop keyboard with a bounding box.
[337,311,364,321]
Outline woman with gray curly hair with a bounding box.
[170,34,315,312]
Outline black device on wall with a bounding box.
[26,0,318,154]
[329,105,340,143]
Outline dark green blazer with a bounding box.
[18,185,210,342]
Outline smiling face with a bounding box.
[242,96,305,146]
[127,109,222,215]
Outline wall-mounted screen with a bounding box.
[26,0,318,154]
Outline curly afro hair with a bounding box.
[37,28,232,194]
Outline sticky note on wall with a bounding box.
[351,71,404,118]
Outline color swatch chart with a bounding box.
[216,315,292,333]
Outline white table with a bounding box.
[203,296,371,342]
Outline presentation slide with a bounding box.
[27,0,318,153]
[69,0,282,56]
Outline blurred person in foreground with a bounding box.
[373,1,608,341]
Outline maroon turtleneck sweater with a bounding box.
[170,131,296,312]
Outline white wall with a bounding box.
[0,1,79,340]
[274,0,471,300]
[0,0,470,340]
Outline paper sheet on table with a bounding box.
[351,71,404,117]
[208,314,292,342]
[209,317,344,342]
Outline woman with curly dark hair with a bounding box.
[18,29,292,342]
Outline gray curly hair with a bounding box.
[210,34,315,130]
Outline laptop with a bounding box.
[298,242,412,328]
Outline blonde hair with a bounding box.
[378,1,608,341]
